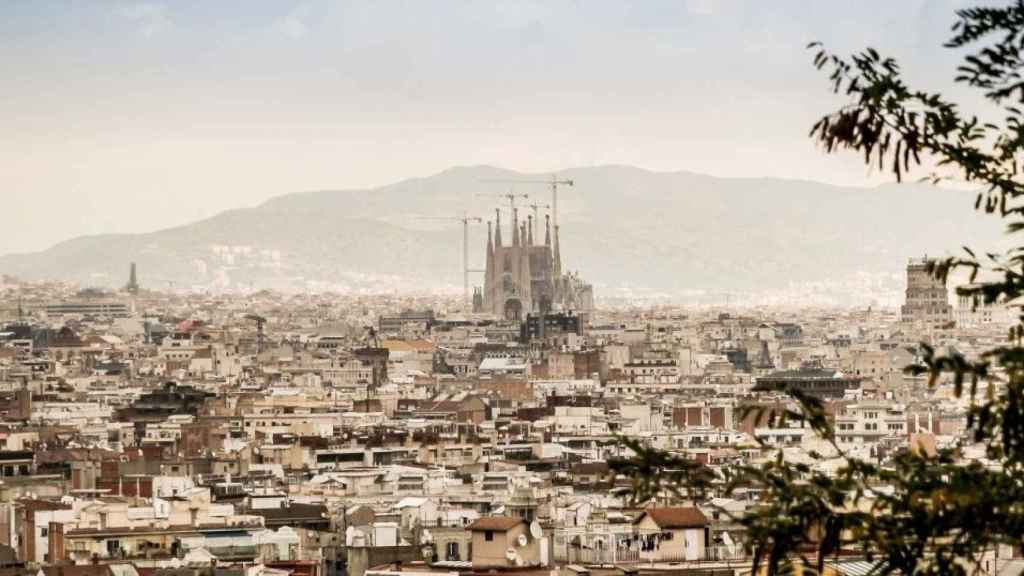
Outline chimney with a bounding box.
[22,509,34,563]
[48,522,65,563]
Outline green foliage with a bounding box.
[610,2,1024,575]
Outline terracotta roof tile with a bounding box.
[467,516,524,531]
[636,507,709,529]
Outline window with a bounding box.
[446,542,460,560]
[484,531,494,542]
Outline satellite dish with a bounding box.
[506,548,517,561]
[517,533,529,547]
[530,521,544,540]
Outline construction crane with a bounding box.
[481,175,574,227]
[475,189,529,213]
[416,214,484,303]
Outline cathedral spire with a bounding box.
[485,220,494,293]
[553,224,562,279]
[512,208,520,247]
[527,215,534,246]
[494,208,502,248]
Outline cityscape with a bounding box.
[3,2,1024,576]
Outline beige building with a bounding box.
[633,507,709,562]
[428,524,473,563]
[60,489,266,563]
[467,516,542,568]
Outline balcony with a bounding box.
[553,545,745,565]
[207,544,259,561]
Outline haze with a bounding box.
[1,0,974,254]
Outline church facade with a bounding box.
[478,208,593,320]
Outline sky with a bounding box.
[0,0,982,254]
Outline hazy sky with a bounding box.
[1,0,979,254]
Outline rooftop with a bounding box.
[467,516,524,532]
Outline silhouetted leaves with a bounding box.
[616,3,1024,575]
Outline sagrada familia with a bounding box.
[475,208,593,320]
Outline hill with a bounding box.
[0,165,1002,303]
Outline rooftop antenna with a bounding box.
[480,175,574,227]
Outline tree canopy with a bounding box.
[611,3,1024,575]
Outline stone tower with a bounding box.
[125,262,140,295]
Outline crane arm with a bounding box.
[480,179,574,185]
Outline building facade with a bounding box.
[901,258,951,329]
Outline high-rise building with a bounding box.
[125,262,140,294]
[901,258,951,328]
[480,210,593,320]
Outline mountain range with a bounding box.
[0,165,1005,303]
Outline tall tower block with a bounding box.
[125,262,140,295]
